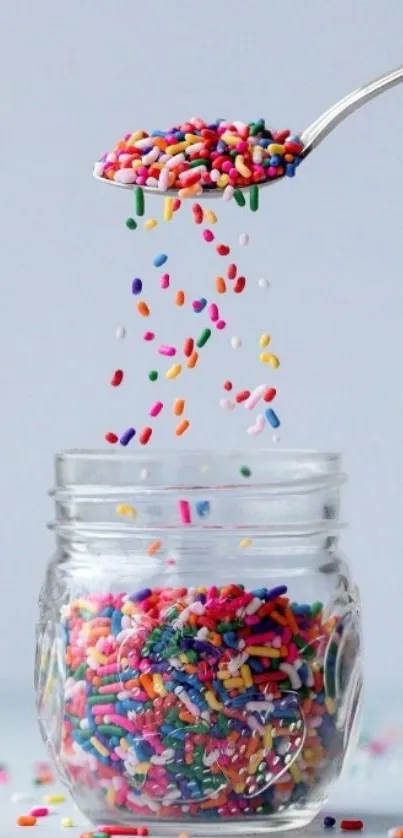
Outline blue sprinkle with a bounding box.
[195,500,210,518]
[265,408,280,429]
[269,155,281,167]
[223,632,238,649]
[111,609,122,636]
[153,253,168,268]
[286,164,296,177]
[266,584,288,600]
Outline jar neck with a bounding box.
[49,449,346,556]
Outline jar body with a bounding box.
[36,451,363,834]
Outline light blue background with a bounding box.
[1,0,403,709]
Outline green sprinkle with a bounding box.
[73,662,87,681]
[250,184,259,212]
[125,216,137,230]
[87,693,117,705]
[233,189,246,207]
[250,120,264,137]
[196,328,211,348]
[135,186,145,216]
[98,724,128,737]
[148,370,158,382]
[310,601,323,616]
[240,465,251,478]
[189,158,210,168]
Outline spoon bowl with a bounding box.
[93,61,403,200]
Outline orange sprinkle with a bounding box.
[175,419,190,437]
[200,792,228,810]
[175,289,185,306]
[173,398,185,416]
[285,606,299,635]
[270,609,288,626]
[147,539,162,556]
[17,816,37,826]
[215,276,226,294]
[140,673,156,699]
[137,301,150,317]
[186,351,198,368]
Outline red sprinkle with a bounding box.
[172,198,181,211]
[139,426,152,445]
[264,387,277,402]
[223,380,233,391]
[110,369,124,387]
[233,276,246,293]
[227,263,237,280]
[192,203,203,224]
[183,337,194,357]
[216,243,230,256]
[235,389,250,403]
[340,821,364,831]
[97,828,148,836]
[104,432,118,444]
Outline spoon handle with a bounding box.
[301,61,403,155]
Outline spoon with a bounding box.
[93,61,403,199]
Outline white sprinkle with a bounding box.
[223,185,234,201]
[140,468,150,481]
[244,384,266,411]
[247,415,265,436]
[272,433,281,444]
[93,161,104,177]
[219,398,236,412]
[11,792,34,803]
[115,326,126,340]
[114,169,137,185]
[239,233,249,246]
[258,277,270,289]
[230,336,242,349]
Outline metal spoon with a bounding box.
[93,61,403,199]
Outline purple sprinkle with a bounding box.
[132,277,143,295]
[120,428,136,446]
[266,585,288,601]
[129,588,152,602]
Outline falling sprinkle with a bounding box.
[147,539,162,556]
[239,233,249,246]
[115,326,126,340]
[140,469,150,481]
[116,504,137,520]
[239,538,252,548]
[231,336,242,349]
[258,277,270,289]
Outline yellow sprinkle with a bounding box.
[135,762,151,775]
[216,670,231,679]
[259,333,271,349]
[234,782,245,794]
[217,173,229,188]
[88,650,107,665]
[144,218,157,230]
[73,599,97,613]
[268,143,285,156]
[245,646,280,657]
[221,132,239,146]
[235,154,252,178]
[325,697,336,715]
[61,818,74,827]
[184,134,202,144]
[121,601,134,616]
[120,737,129,751]
[153,673,167,697]
[223,677,244,689]
[204,209,218,224]
[263,725,273,750]
[44,794,66,804]
[163,197,173,222]
[205,691,223,711]
[240,664,253,688]
[165,141,189,154]
[116,503,137,520]
[249,749,265,775]
[90,737,109,758]
[259,352,280,369]
[105,787,116,807]
[128,130,144,144]
[289,762,302,783]
[239,538,252,549]
[165,363,182,380]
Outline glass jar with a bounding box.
[36,449,363,834]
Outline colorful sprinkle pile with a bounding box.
[60,584,344,821]
[94,119,304,195]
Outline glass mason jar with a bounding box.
[36,450,363,834]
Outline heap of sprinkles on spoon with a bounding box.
[93,117,305,201]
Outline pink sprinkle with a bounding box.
[268,166,277,177]
[203,229,215,243]
[143,331,155,341]
[30,807,49,818]
[160,273,170,289]
[158,344,176,357]
[216,319,226,330]
[208,303,219,322]
[178,499,191,525]
[149,401,164,418]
